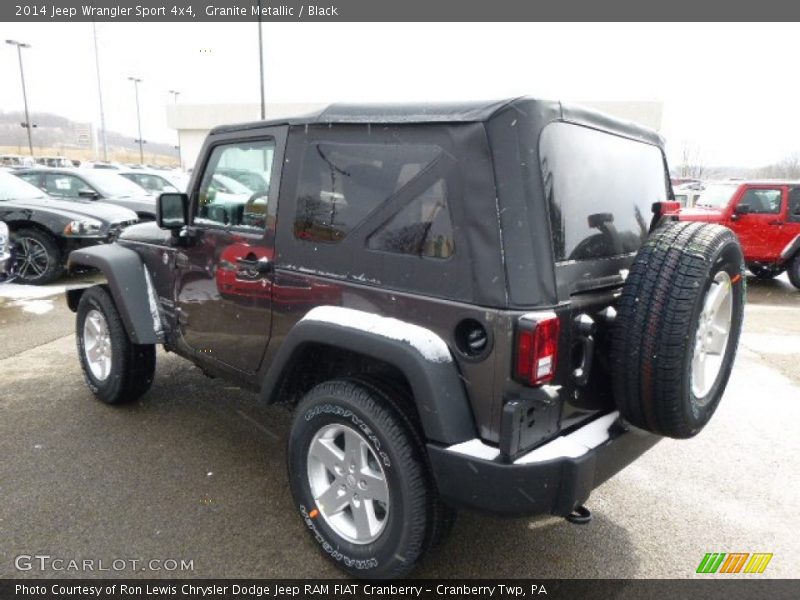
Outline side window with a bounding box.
[739,189,782,214]
[789,188,800,222]
[367,179,454,258]
[196,140,275,230]
[44,174,91,198]
[18,173,41,188]
[293,143,441,242]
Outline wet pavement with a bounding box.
[0,273,798,579]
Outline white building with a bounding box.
[167,100,663,171]
[166,102,324,170]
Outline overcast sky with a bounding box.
[1,22,798,167]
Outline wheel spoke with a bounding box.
[309,437,344,474]
[87,342,100,360]
[343,428,365,470]
[693,351,706,391]
[315,481,349,515]
[28,259,45,275]
[351,499,378,539]
[707,325,728,354]
[88,316,102,336]
[705,282,728,315]
[359,470,388,504]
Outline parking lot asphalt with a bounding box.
[0,274,798,579]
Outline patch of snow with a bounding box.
[301,306,452,363]
[741,333,800,356]
[143,266,163,336]
[12,299,54,315]
[515,411,619,465]
[447,439,500,461]
[444,411,621,465]
[0,283,69,300]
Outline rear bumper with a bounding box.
[427,411,660,517]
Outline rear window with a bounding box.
[540,123,669,262]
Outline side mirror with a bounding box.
[734,203,751,216]
[78,189,99,200]
[157,192,189,230]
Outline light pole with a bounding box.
[168,89,182,169]
[92,23,108,161]
[128,76,144,165]
[257,0,265,119]
[6,39,34,157]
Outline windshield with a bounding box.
[82,170,152,197]
[695,184,738,209]
[0,171,47,201]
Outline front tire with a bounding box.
[13,228,63,285]
[76,286,156,404]
[788,254,800,290]
[287,380,432,578]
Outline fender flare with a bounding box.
[259,306,477,445]
[67,245,162,345]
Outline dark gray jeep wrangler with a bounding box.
[67,97,746,578]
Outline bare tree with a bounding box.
[679,141,706,180]
[754,153,800,179]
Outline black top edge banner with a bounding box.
[2,579,798,600]
[2,0,800,22]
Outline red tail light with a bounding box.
[514,313,560,386]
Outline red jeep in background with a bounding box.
[675,181,800,288]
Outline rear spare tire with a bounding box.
[611,222,745,438]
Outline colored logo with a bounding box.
[696,552,773,574]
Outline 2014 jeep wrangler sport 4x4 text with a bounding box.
[67,98,746,578]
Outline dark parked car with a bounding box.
[0,171,137,284]
[15,168,156,219]
[66,98,745,578]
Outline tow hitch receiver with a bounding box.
[565,505,592,525]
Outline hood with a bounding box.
[118,220,173,246]
[1,195,138,223]
[677,206,725,223]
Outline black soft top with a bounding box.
[210,97,663,147]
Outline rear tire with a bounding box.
[612,222,745,438]
[287,380,433,578]
[76,286,156,404]
[13,228,63,285]
[788,255,800,290]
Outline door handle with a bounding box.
[768,220,783,226]
[236,255,274,275]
